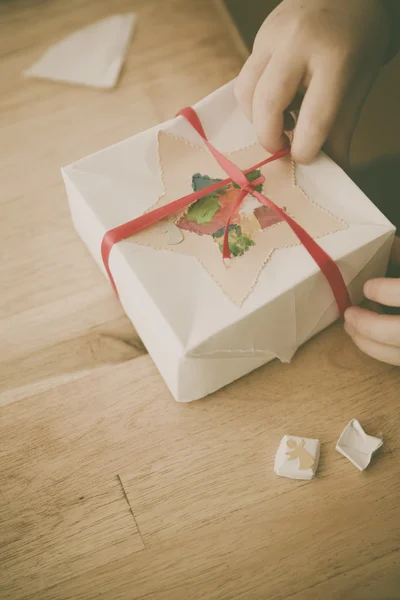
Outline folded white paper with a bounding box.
[24,13,136,89]
[62,80,395,401]
[336,419,383,470]
[275,435,320,481]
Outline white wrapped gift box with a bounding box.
[62,81,395,402]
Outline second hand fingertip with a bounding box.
[344,307,355,324]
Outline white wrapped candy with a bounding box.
[274,435,320,481]
[336,419,383,471]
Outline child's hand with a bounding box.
[344,238,400,366]
[235,0,390,167]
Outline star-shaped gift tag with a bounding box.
[130,132,347,305]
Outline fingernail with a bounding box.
[344,308,355,325]
[364,280,373,298]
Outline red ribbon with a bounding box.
[101,106,351,317]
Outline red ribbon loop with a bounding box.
[101,106,351,318]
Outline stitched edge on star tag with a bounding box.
[160,133,349,305]
[123,229,274,307]
[290,157,348,229]
[125,131,349,307]
[156,132,348,232]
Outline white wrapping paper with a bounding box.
[62,81,395,401]
[336,419,383,470]
[25,13,136,89]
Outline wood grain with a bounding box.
[0,1,399,599]
[0,475,145,598]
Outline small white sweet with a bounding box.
[336,419,383,471]
[274,435,320,481]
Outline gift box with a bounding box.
[62,80,395,402]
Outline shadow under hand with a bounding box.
[353,154,400,233]
[353,155,400,314]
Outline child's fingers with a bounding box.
[291,64,349,163]
[235,51,270,122]
[344,307,400,347]
[346,331,400,366]
[364,278,400,307]
[252,53,305,153]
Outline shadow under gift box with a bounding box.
[62,81,395,402]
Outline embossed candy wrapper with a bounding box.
[62,80,395,402]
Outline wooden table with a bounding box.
[1,1,399,599]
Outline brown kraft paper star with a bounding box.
[129,132,347,305]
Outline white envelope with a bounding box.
[62,81,395,402]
